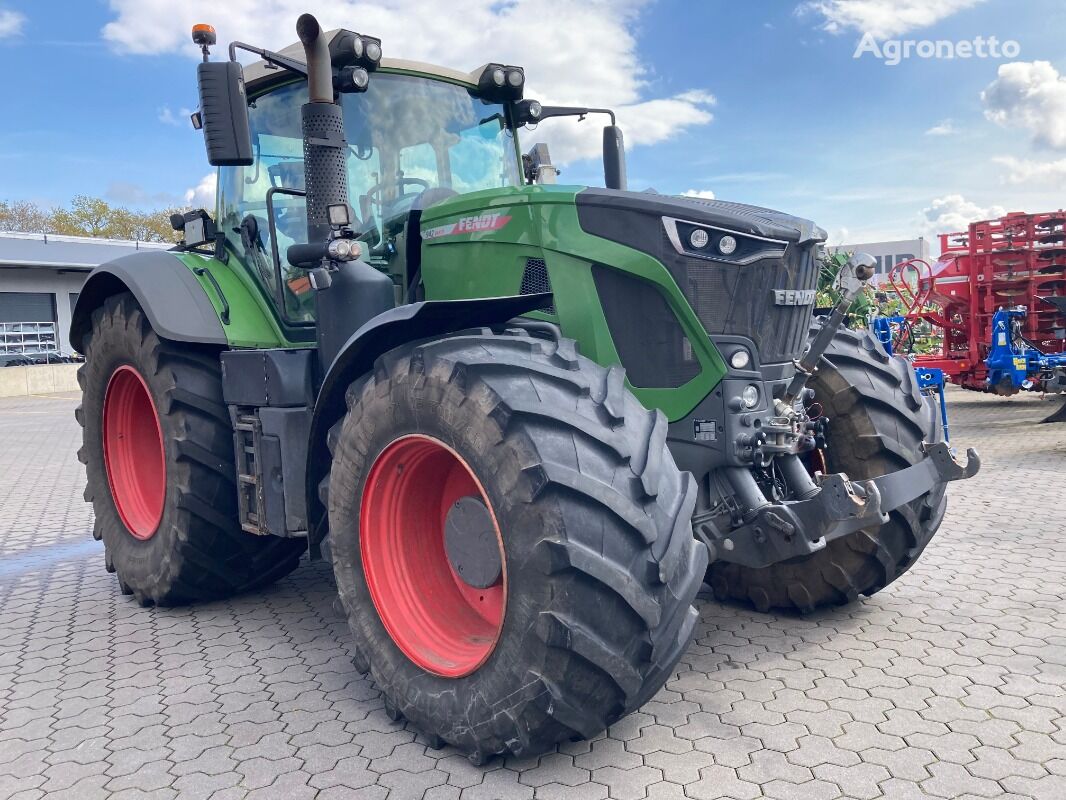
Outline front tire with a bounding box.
[77,293,304,605]
[708,324,947,613]
[326,334,708,761]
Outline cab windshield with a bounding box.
[219,72,521,322]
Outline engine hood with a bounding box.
[576,188,827,245]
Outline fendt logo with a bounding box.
[423,213,512,240]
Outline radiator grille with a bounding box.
[662,233,819,363]
[520,258,554,313]
[593,265,700,388]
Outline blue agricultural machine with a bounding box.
[985,304,1066,394]
[871,316,952,440]
[873,304,1066,426]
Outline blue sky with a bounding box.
[1,0,1064,250]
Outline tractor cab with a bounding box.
[189,21,628,362]
[221,44,526,325]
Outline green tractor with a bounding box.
[71,14,979,761]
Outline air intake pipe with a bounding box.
[296,13,349,246]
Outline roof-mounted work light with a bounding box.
[330,31,383,71]
[477,63,524,102]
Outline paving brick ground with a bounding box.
[1,387,1064,799]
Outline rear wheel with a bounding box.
[77,293,304,605]
[708,325,947,613]
[326,333,708,761]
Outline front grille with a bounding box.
[593,265,700,388]
[664,232,819,363]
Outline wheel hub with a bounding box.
[444,497,503,589]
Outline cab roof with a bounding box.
[241,29,487,94]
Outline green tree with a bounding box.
[1,195,182,243]
[817,250,876,326]
[0,200,49,233]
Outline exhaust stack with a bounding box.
[296,14,334,103]
[296,14,349,246]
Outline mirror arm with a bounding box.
[536,106,616,125]
[228,41,309,79]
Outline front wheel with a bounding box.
[325,334,708,761]
[708,324,948,613]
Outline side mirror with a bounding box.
[603,125,627,191]
[196,61,253,166]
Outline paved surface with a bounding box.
[1,388,1065,800]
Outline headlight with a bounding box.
[327,238,361,261]
[718,235,738,255]
[729,348,751,370]
[741,384,759,408]
[689,229,709,248]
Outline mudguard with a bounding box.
[305,292,553,543]
[69,251,227,353]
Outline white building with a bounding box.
[0,232,170,357]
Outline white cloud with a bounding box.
[982,61,1066,150]
[681,189,716,200]
[101,0,715,165]
[827,227,850,245]
[917,193,1005,236]
[796,0,984,38]
[184,172,217,208]
[158,106,194,126]
[993,155,1066,186]
[925,119,956,136]
[0,9,26,38]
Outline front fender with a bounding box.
[305,293,552,541]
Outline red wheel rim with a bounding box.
[360,435,506,678]
[102,365,166,540]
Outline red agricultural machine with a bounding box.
[887,210,1066,402]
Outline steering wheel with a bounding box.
[364,176,432,213]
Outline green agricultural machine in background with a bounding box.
[71,14,979,762]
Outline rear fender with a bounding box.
[69,252,228,353]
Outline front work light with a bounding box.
[327,203,351,227]
[514,99,543,125]
[335,65,370,93]
[330,30,382,71]
[740,384,760,409]
[478,63,524,101]
[729,348,751,370]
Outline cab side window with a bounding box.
[218,82,316,323]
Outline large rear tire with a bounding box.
[326,334,708,761]
[708,324,947,613]
[77,293,304,606]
